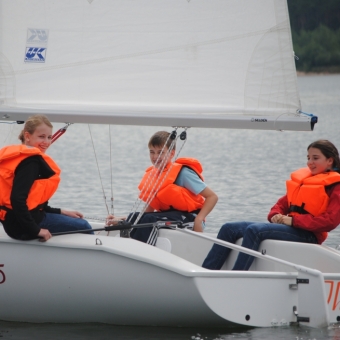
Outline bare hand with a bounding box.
[281,215,292,226]
[271,214,282,223]
[61,210,83,218]
[271,214,292,226]
[193,216,204,232]
[38,228,52,242]
[106,215,126,226]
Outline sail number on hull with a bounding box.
[325,280,340,311]
[0,264,5,284]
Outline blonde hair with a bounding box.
[18,115,53,143]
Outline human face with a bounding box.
[307,147,333,175]
[24,123,52,153]
[149,145,175,169]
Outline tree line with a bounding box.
[287,0,340,72]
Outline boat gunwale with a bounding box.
[0,232,304,280]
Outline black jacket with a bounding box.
[1,155,60,240]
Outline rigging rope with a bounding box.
[108,125,114,215]
[126,128,177,223]
[137,129,188,222]
[0,121,24,146]
[88,124,110,216]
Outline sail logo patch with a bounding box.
[25,28,48,63]
[27,29,49,44]
[24,47,47,63]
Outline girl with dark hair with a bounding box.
[202,139,340,271]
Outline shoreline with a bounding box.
[297,71,340,76]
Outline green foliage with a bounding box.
[292,25,340,72]
[287,0,340,72]
[288,0,340,31]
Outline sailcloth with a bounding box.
[0,0,316,131]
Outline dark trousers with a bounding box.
[129,211,195,244]
[202,221,318,271]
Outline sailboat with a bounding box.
[0,0,339,329]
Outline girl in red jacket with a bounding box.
[202,139,340,271]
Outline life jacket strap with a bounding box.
[165,206,201,215]
[0,203,45,212]
[289,203,309,215]
[161,207,203,223]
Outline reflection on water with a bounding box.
[0,75,340,339]
[1,321,340,339]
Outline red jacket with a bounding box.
[267,183,340,244]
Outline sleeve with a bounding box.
[44,204,61,214]
[10,157,42,237]
[175,167,207,195]
[267,195,290,222]
[291,183,340,233]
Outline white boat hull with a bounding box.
[1,224,340,328]
[0,232,235,327]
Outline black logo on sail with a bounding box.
[251,118,267,122]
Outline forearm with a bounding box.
[292,213,340,233]
[196,195,218,221]
[194,189,218,232]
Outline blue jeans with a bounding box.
[39,213,94,234]
[202,221,318,271]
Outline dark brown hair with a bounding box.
[308,139,340,172]
[148,131,176,150]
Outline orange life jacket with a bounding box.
[286,167,340,242]
[0,144,61,220]
[138,157,205,212]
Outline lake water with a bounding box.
[1,74,340,339]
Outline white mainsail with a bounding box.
[0,0,316,131]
